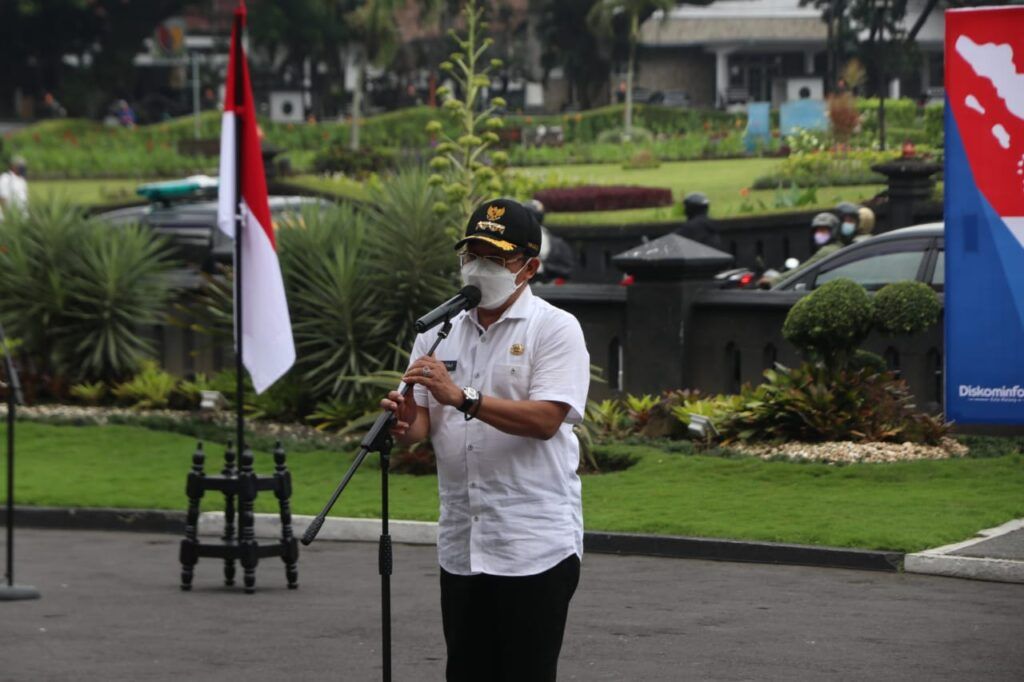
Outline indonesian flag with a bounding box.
[216,1,295,393]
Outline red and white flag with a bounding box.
[217,1,295,394]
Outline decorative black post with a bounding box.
[237,446,258,594]
[273,442,298,589]
[221,440,237,586]
[612,233,735,394]
[871,158,943,231]
[180,443,206,591]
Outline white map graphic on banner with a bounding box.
[955,35,1024,251]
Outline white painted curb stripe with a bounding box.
[198,511,438,546]
[904,554,1024,584]
[904,518,1024,584]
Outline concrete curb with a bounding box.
[3,506,904,572]
[904,519,1024,584]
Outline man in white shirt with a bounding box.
[0,155,29,219]
[382,198,590,682]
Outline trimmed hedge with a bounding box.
[533,185,673,212]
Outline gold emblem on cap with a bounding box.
[510,343,525,356]
[486,205,506,221]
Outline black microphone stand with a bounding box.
[302,316,454,682]
[0,320,40,601]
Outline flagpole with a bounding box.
[233,7,245,457]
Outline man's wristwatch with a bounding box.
[457,386,481,420]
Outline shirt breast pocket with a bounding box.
[491,363,531,401]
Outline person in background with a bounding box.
[42,92,66,118]
[113,99,137,128]
[853,206,876,243]
[0,155,29,219]
[835,201,861,246]
[675,191,723,250]
[525,199,574,283]
[758,212,839,287]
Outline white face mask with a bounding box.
[840,221,857,238]
[460,257,529,310]
[813,230,831,246]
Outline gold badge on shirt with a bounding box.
[510,343,525,356]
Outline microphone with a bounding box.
[414,285,481,333]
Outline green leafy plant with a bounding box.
[873,281,942,335]
[70,381,107,406]
[783,279,874,372]
[175,373,212,409]
[113,361,178,409]
[624,393,659,430]
[0,199,176,386]
[719,363,947,445]
[584,399,632,439]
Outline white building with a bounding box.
[634,0,946,108]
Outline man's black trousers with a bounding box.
[440,553,580,682]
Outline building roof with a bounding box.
[641,0,945,48]
[641,16,826,46]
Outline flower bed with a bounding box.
[533,184,673,212]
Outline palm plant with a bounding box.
[0,200,88,376]
[363,169,460,368]
[277,202,391,401]
[60,223,177,381]
[0,200,175,384]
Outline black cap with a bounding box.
[835,201,860,216]
[683,191,709,207]
[811,212,839,229]
[455,198,542,256]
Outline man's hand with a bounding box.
[380,389,419,438]
[402,355,463,407]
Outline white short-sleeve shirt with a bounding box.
[0,171,28,218]
[410,285,590,577]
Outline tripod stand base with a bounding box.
[0,584,40,601]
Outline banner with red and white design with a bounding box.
[216,1,295,394]
[945,6,1024,424]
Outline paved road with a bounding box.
[2,529,1022,681]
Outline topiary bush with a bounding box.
[873,281,942,335]
[782,279,874,370]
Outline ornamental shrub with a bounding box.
[924,102,944,147]
[720,363,947,444]
[782,279,874,370]
[873,281,942,335]
[312,143,398,177]
[856,97,919,132]
[533,185,673,212]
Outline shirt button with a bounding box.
[470,481,477,488]
[473,516,479,522]
[467,444,474,451]
[474,372,480,378]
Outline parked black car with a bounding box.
[96,190,328,282]
[771,223,944,293]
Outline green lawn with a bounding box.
[5,421,1022,553]
[31,178,143,207]
[512,159,885,224]
[33,158,884,224]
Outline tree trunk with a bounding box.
[625,13,637,140]
[350,48,365,152]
